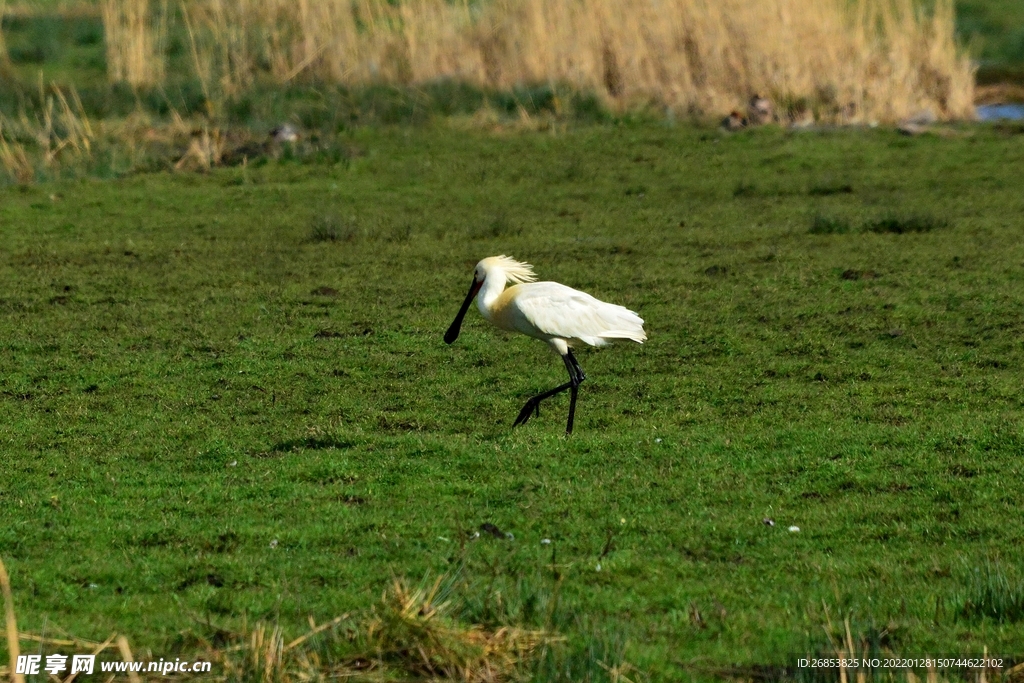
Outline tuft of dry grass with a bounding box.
[0,131,35,185]
[173,123,226,171]
[0,81,95,183]
[1,558,24,683]
[208,576,553,682]
[107,0,975,123]
[361,576,551,681]
[3,558,551,682]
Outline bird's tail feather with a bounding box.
[598,330,647,344]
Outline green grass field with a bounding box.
[3,122,1024,679]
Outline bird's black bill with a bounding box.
[444,279,482,344]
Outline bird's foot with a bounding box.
[513,397,541,427]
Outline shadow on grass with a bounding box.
[809,214,949,236]
[809,215,852,235]
[808,182,854,196]
[866,215,948,234]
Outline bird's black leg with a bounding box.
[566,349,586,383]
[566,382,579,435]
[564,350,586,435]
[512,350,586,435]
[513,380,572,428]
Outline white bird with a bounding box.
[444,256,646,434]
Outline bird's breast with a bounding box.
[483,290,521,332]
[476,286,528,335]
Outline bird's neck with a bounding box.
[475,272,506,319]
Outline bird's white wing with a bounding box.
[508,282,646,346]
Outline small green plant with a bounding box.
[387,223,413,243]
[306,214,358,243]
[953,562,1024,624]
[307,217,340,243]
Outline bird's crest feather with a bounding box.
[483,255,537,285]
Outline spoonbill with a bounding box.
[444,256,646,434]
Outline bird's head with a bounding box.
[472,262,486,286]
[445,256,535,345]
[476,255,536,286]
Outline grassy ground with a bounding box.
[2,122,1024,679]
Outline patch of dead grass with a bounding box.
[105,0,975,123]
[1,558,553,682]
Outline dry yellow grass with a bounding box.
[0,82,95,182]
[130,0,976,123]
[212,577,551,681]
[0,133,34,184]
[102,0,166,87]
[2,559,550,682]
[362,576,551,680]
[1,558,25,683]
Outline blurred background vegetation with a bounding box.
[0,0,1016,183]
[0,0,1004,124]
[953,0,1024,80]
